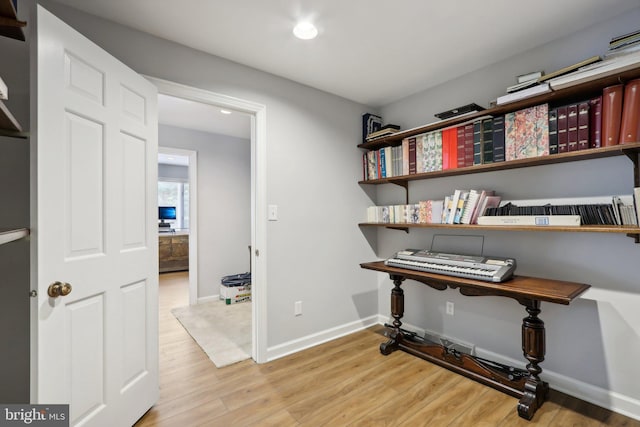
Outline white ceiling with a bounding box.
[158,94,251,139]
[53,0,640,130]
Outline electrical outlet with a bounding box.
[446,301,454,316]
[294,301,302,316]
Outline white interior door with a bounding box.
[31,5,158,426]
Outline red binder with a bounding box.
[619,78,640,144]
[602,84,624,146]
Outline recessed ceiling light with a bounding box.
[293,22,318,40]
[220,109,232,115]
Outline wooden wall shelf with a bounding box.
[359,67,640,151]
[359,142,640,185]
[0,0,25,41]
[359,222,640,236]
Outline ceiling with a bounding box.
[158,94,251,139]
[53,0,640,135]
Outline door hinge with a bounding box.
[29,290,38,297]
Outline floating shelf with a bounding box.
[359,222,640,236]
[359,142,640,185]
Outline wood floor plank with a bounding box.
[135,272,640,427]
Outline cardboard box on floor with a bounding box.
[220,283,251,304]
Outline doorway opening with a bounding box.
[148,76,267,363]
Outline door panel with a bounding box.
[33,6,158,426]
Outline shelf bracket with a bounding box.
[623,149,639,188]
[0,16,26,28]
[386,225,409,233]
[388,179,409,204]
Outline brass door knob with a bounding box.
[48,281,72,298]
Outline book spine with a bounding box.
[519,108,537,159]
[473,121,483,165]
[536,104,549,156]
[492,115,505,163]
[601,84,624,146]
[476,215,581,226]
[482,118,493,164]
[441,127,451,170]
[433,130,443,171]
[567,104,579,152]
[505,112,516,161]
[557,106,568,153]
[464,124,474,166]
[548,108,558,154]
[619,78,640,144]
[408,137,417,174]
[448,128,458,169]
[456,126,466,168]
[577,102,590,150]
[379,148,387,178]
[402,138,409,176]
[589,96,602,148]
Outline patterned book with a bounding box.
[505,112,517,161]
[520,107,538,159]
[535,103,549,156]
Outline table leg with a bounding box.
[517,300,550,420]
[380,274,405,355]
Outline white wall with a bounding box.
[377,7,640,419]
[35,0,379,355]
[159,124,252,299]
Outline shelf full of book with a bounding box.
[359,142,640,185]
[359,66,640,151]
[358,63,640,241]
[358,222,640,236]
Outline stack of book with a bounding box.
[365,124,401,142]
[478,196,638,226]
[497,56,603,105]
[605,28,640,59]
[366,189,499,225]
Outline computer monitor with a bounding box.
[158,206,177,225]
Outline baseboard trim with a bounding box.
[378,316,640,421]
[197,294,219,304]
[266,315,380,362]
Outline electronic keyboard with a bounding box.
[384,249,516,282]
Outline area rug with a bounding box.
[171,299,252,368]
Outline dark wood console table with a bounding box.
[360,261,590,420]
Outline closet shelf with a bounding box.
[0,0,26,41]
[0,228,29,245]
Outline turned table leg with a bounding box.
[518,299,550,420]
[380,274,405,355]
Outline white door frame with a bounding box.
[157,146,198,306]
[145,76,267,363]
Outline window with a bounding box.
[158,180,189,229]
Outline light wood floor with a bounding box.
[136,271,640,426]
